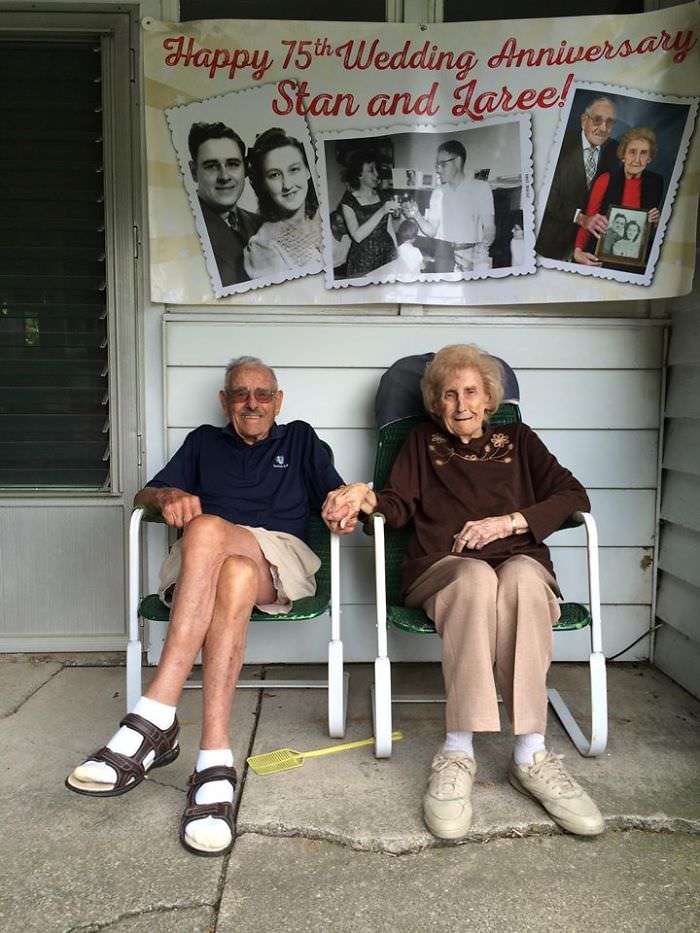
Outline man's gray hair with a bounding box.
[584,96,616,117]
[224,356,278,390]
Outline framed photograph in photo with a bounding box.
[595,205,650,268]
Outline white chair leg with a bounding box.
[126,508,145,712]
[328,639,347,737]
[548,650,608,756]
[327,531,346,737]
[372,655,393,758]
[370,514,393,757]
[126,638,143,712]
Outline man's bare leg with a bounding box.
[182,550,274,853]
[147,515,274,706]
[68,516,275,795]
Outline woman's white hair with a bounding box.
[421,344,505,418]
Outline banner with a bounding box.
[144,4,700,306]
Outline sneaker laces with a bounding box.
[431,755,474,795]
[528,752,578,795]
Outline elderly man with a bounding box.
[67,357,344,857]
[189,121,261,286]
[536,96,618,261]
[408,139,495,273]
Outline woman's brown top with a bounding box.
[372,420,590,595]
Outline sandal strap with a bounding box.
[119,712,179,761]
[90,746,147,789]
[182,800,234,824]
[186,766,237,803]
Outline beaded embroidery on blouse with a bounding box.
[428,431,513,467]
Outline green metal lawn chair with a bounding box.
[368,354,607,759]
[126,444,347,738]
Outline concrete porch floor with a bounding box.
[0,658,698,932]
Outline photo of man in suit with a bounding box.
[189,122,261,287]
[536,96,618,262]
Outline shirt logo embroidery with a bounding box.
[273,454,288,469]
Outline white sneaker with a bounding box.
[509,749,604,836]
[423,751,476,839]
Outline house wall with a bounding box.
[143,314,665,665]
[656,281,700,698]
[3,1,682,674]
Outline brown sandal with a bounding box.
[65,713,180,797]
[179,765,237,857]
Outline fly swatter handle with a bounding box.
[301,731,403,759]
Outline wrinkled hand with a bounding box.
[647,207,660,225]
[580,213,608,237]
[322,483,373,535]
[158,488,202,528]
[573,247,602,267]
[451,515,512,553]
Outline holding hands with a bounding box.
[322,482,377,535]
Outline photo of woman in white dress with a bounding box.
[244,127,322,283]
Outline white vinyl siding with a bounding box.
[146,316,664,665]
[656,301,700,698]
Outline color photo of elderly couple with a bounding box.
[165,82,697,297]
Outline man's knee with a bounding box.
[181,514,235,556]
[218,554,258,590]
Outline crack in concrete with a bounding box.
[236,815,700,855]
[0,664,65,719]
[66,901,216,932]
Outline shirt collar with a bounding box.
[581,129,598,153]
[221,422,282,445]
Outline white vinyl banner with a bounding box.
[144,3,700,306]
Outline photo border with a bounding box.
[595,205,650,268]
[316,114,535,290]
[536,80,699,287]
[165,82,322,299]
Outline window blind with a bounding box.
[179,1,386,21]
[443,0,643,20]
[0,40,109,489]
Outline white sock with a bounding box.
[440,731,474,759]
[513,733,546,766]
[72,696,176,786]
[184,748,235,852]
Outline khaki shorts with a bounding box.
[158,526,321,615]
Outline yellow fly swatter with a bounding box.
[247,731,403,775]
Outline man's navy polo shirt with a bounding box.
[146,421,343,543]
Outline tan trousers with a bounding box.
[405,554,561,735]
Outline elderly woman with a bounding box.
[244,127,322,281]
[573,127,662,268]
[323,345,604,839]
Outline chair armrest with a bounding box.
[361,511,386,536]
[136,506,166,524]
[557,510,585,531]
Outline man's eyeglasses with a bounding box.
[585,116,615,127]
[435,157,457,169]
[226,387,278,403]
